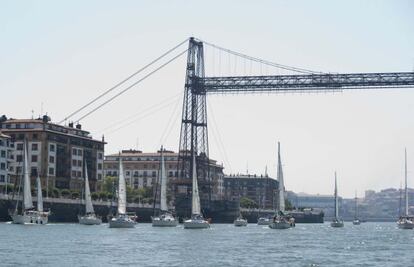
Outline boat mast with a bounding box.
[277,141,285,213]
[354,190,358,219]
[405,148,408,217]
[334,172,339,219]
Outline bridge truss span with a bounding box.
[202,72,414,94]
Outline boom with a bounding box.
[202,72,414,93]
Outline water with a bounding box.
[0,222,413,266]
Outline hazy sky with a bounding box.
[1,0,414,198]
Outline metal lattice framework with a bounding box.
[176,37,414,214]
[202,72,414,93]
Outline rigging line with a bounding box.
[158,95,182,147]
[201,39,322,74]
[58,38,189,124]
[105,97,179,135]
[75,49,188,122]
[98,93,181,133]
[207,100,232,173]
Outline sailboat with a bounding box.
[151,146,178,227]
[397,148,414,229]
[352,191,361,225]
[257,167,271,226]
[269,142,294,229]
[109,156,136,228]
[183,150,210,229]
[11,140,49,224]
[78,162,102,225]
[330,172,344,228]
[234,182,248,227]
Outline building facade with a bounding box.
[0,131,13,191]
[0,115,105,192]
[223,174,279,209]
[103,149,225,201]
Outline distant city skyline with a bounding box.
[1,0,414,197]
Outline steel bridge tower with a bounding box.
[176,38,212,215]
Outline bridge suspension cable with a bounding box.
[58,38,189,124]
[74,48,188,122]
[199,38,323,75]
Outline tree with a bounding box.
[240,197,258,209]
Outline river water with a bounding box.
[0,222,413,266]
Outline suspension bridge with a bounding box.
[58,37,414,216]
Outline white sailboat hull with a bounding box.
[257,217,271,225]
[109,215,136,228]
[184,219,210,229]
[397,218,414,229]
[78,214,102,225]
[353,219,361,225]
[269,221,291,229]
[151,215,178,227]
[234,218,248,227]
[331,220,344,228]
[11,211,49,225]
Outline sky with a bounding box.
[1,0,414,198]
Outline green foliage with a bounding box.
[240,197,258,209]
[71,190,80,199]
[285,199,293,210]
[103,176,117,193]
[98,191,108,201]
[61,189,71,198]
[52,188,60,198]
[91,192,99,201]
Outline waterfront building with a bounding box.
[0,115,105,191]
[223,174,279,209]
[103,149,225,200]
[0,131,13,192]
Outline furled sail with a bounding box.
[84,163,94,214]
[117,157,127,215]
[23,141,33,210]
[37,175,43,212]
[191,151,201,215]
[160,148,168,212]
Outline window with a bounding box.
[143,171,147,177]
[72,159,77,166]
[0,175,4,182]
[152,171,156,177]
[49,156,55,163]
[49,167,54,176]
[78,160,82,167]
[0,150,5,158]
[49,144,55,152]
[31,155,38,162]
[16,143,23,150]
[72,148,77,155]
[169,171,173,177]
[31,143,38,151]
[97,174,102,180]
[31,167,38,177]
[16,155,23,162]
[126,171,130,176]
[77,171,81,177]
[32,134,38,139]
[72,170,77,177]
[0,163,5,170]
[16,167,22,174]
[78,150,83,156]
[98,163,102,170]
[98,152,103,160]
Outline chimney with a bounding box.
[76,123,81,129]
